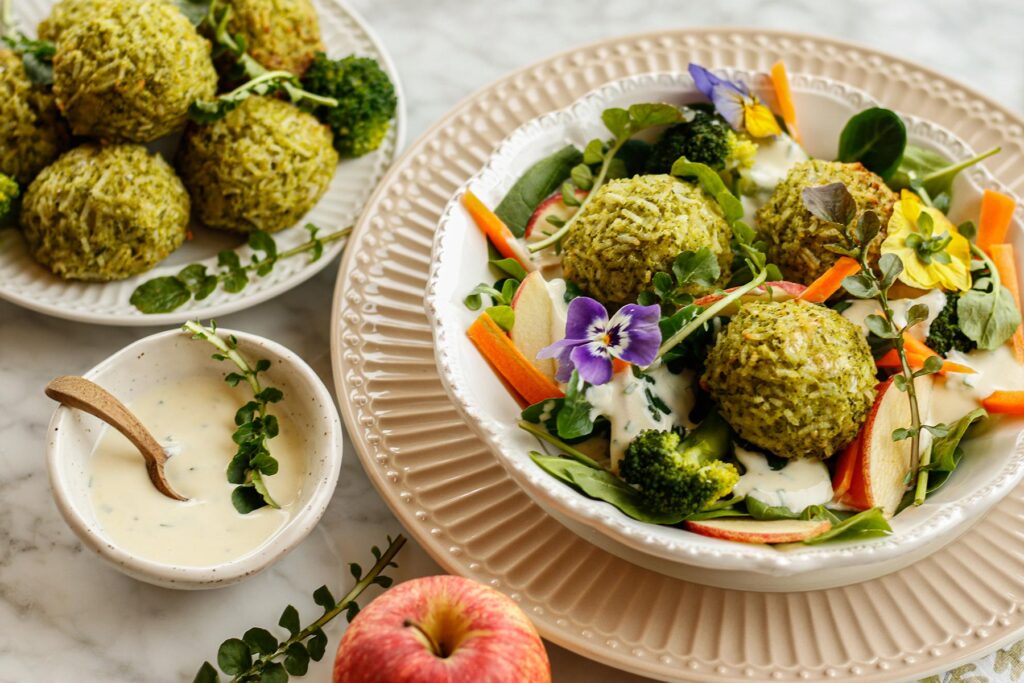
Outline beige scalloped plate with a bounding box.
[332,29,1024,682]
[2,0,403,326]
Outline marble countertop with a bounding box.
[3,0,1024,681]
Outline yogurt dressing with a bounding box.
[585,365,696,472]
[840,290,947,341]
[732,447,833,514]
[89,375,306,566]
[740,133,808,216]
[930,345,1024,425]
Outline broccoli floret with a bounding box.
[0,174,20,228]
[301,52,398,158]
[619,414,738,517]
[926,293,977,356]
[646,109,753,173]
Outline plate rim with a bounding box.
[0,0,406,327]
[332,27,1024,683]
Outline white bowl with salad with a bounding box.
[425,66,1024,590]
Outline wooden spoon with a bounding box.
[45,375,188,502]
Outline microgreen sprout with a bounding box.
[183,320,285,514]
[194,534,406,682]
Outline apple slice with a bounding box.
[693,281,807,316]
[511,271,558,380]
[685,518,832,544]
[524,188,587,239]
[841,375,934,516]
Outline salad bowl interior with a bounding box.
[426,69,1024,590]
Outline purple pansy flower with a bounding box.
[688,63,782,138]
[537,297,661,386]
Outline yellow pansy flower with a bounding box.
[881,190,972,291]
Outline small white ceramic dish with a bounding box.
[46,328,343,589]
[425,69,1024,589]
[0,0,404,326]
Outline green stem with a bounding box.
[230,534,407,682]
[654,268,769,359]
[182,321,280,508]
[920,147,1001,186]
[527,136,629,253]
[518,420,603,469]
[279,226,351,260]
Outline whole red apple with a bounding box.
[333,575,550,683]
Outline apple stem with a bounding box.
[403,619,447,658]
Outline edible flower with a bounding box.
[881,189,972,291]
[538,297,661,385]
[688,63,782,139]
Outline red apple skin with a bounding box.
[333,575,551,683]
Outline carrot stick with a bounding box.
[832,433,861,500]
[467,313,563,405]
[769,60,802,145]
[976,189,1017,253]
[462,190,534,271]
[798,257,861,303]
[875,349,975,374]
[989,243,1024,363]
[901,334,938,358]
[982,391,1024,415]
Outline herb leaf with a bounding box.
[556,370,595,440]
[837,107,907,179]
[958,280,1022,350]
[800,182,857,225]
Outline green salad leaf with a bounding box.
[802,508,892,545]
[837,107,907,179]
[494,144,582,237]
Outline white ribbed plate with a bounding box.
[333,30,1024,682]
[2,0,404,326]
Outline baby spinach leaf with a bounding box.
[838,107,907,179]
[485,305,514,332]
[670,159,744,224]
[529,452,684,524]
[803,507,892,544]
[494,144,582,237]
[957,282,1022,350]
[929,408,987,473]
[891,145,1000,201]
[557,370,595,440]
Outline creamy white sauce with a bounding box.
[740,133,809,215]
[585,365,696,472]
[929,345,1024,425]
[546,278,569,345]
[89,376,306,567]
[732,447,833,514]
[840,290,947,341]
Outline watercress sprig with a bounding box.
[183,321,285,514]
[802,183,948,490]
[527,103,685,253]
[131,224,350,314]
[194,534,406,683]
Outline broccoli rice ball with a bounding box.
[0,50,71,185]
[37,0,123,42]
[755,159,897,285]
[52,0,217,142]
[561,174,733,305]
[703,299,876,460]
[176,96,338,233]
[21,144,189,281]
[220,0,323,75]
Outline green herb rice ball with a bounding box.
[755,159,897,285]
[703,299,876,460]
[0,49,71,185]
[176,96,338,233]
[21,144,189,280]
[37,0,123,42]
[52,0,217,142]
[561,174,732,305]
[220,0,323,75]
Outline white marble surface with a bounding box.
[3,0,1024,681]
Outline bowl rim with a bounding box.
[46,327,344,588]
[424,68,1024,576]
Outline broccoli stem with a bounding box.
[517,420,604,469]
[654,267,768,360]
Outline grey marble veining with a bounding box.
[2,0,1024,681]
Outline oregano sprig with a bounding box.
[802,182,948,493]
[194,534,406,683]
[131,224,350,314]
[527,103,685,253]
[183,320,285,513]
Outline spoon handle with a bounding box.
[45,376,187,501]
